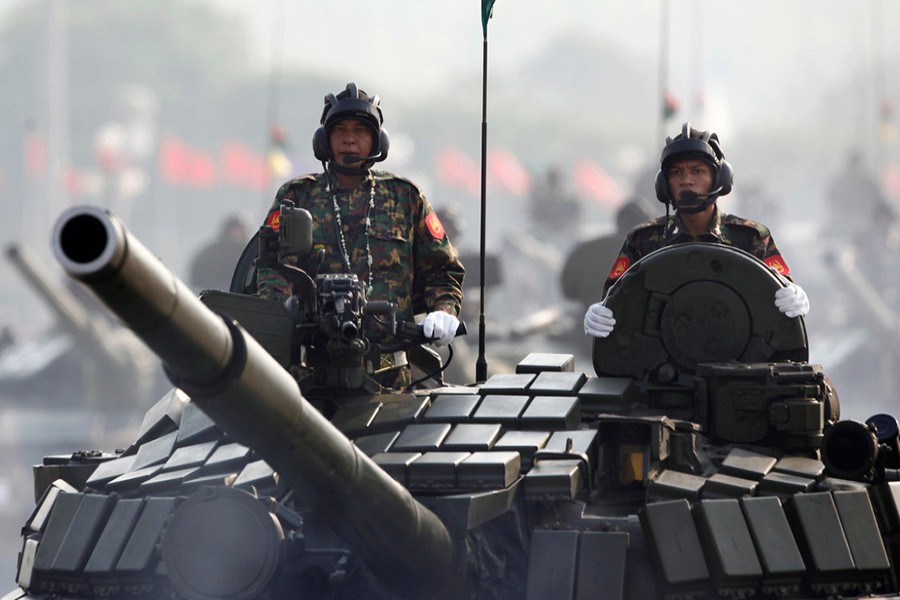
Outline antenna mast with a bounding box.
[475,0,496,383]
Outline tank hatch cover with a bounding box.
[593,243,808,379]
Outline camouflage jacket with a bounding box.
[602,207,791,294]
[258,169,465,328]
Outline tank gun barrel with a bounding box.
[51,206,459,598]
[822,416,900,482]
[821,419,881,482]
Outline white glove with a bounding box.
[584,302,616,338]
[423,311,460,347]
[774,282,810,318]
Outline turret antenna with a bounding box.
[475,0,496,383]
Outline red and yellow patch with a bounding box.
[608,256,631,279]
[425,213,445,240]
[764,254,790,276]
[265,209,281,231]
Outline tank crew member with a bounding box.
[584,122,809,338]
[257,83,465,387]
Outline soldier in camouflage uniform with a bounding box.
[584,122,809,338]
[257,83,465,388]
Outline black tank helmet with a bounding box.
[654,121,733,207]
[312,82,390,169]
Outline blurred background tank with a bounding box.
[0,243,167,587]
[3,243,164,410]
[559,195,654,359]
[806,149,900,419]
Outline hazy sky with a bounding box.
[2,0,895,146]
[208,0,899,137]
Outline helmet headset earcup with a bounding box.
[312,126,330,161]
[716,159,733,196]
[376,128,390,161]
[654,169,669,204]
[706,135,732,196]
[313,91,339,162]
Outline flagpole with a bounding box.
[476,1,495,383]
[871,0,889,167]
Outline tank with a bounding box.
[3,243,163,409]
[5,204,900,600]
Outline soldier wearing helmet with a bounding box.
[257,83,465,388]
[584,122,809,339]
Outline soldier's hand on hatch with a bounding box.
[774,282,810,318]
[584,302,616,338]
[423,311,460,347]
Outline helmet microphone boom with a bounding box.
[342,152,382,165]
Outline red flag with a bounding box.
[24,129,46,178]
[188,150,215,188]
[882,162,900,197]
[489,148,531,196]
[573,160,623,207]
[436,146,480,196]
[62,167,84,196]
[160,136,215,188]
[221,141,269,190]
[160,137,186,184]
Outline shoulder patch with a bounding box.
[265,208,281,231]
[608,256,631,280]
[764,254,790,276]
[425,213,445,240]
